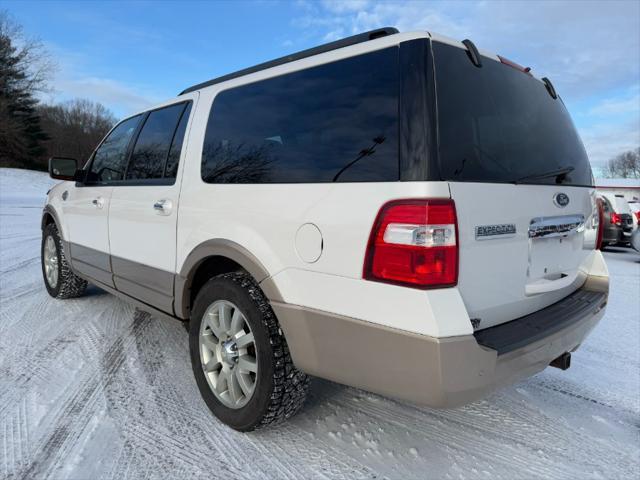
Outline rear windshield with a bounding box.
[433,42,593,187]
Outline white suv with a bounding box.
[42,28,609,431]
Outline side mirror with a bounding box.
[49,157,80,181]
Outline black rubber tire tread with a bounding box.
[190,272,309,431]
[42,223,88,299]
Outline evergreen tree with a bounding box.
[0,12,50,170]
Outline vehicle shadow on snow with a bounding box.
[82,284,111,298]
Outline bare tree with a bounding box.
[0,10,55,95]
[38,99,117,164]
[604,148,640,179]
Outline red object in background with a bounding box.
[610,212,622,225]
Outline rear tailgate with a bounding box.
[451,182,597,329]
[430,40,599,329]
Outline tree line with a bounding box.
[603,148,640,179]
[0,11,116,171]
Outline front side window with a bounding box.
[126,103,189,181]
[202,47,399,183]
[88,115,142,183]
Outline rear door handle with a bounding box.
[153,199,172,215]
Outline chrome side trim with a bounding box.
[528,214,585,239]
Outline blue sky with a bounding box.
[5,0,640,169]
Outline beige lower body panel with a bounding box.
[272,280,607,408]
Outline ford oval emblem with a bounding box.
[554,192,570,208]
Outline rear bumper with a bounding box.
[273,275,608,408]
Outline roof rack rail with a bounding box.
[179,27,399,95]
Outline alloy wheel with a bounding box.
[199,300,258,409]
[43,236,59,288]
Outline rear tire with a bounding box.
[189,272,309,431]
[41,223,88,299]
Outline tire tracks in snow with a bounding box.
[324,383,636,479]
[10,307,143,479]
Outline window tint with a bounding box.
[433,42,593,187]
[88,115,142,182]
[202,47,399,183]
[126,103,187,181]
[165,103,192,178]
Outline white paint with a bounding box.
[449,182,602,328]
[107,92,199,271]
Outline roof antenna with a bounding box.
[542,77,558,99]
[462,39,482,67]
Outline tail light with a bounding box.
[363,199,458,289]
[611,212,622,225]
[635,211,640,225]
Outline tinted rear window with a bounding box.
[202,47,399,183]
[433,42,593,187]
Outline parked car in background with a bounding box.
[631,229,640,253]
[628,200,640,225]
[629,201,640,253]
[598,194,636,247]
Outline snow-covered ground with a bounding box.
[1,167,638,480]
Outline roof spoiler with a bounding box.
[179,27,400,95]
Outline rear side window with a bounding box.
[126,103,189,181]
[202,47,399,183]
[433,42,593,187]
[88,115,142,182]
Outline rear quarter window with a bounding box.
[201,47,399,183]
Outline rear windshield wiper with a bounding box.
[515,165,575,184]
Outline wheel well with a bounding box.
[42,212,55,230]
[188,256,246,310]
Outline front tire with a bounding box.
[41,223,88,299]
[189,272,309,431]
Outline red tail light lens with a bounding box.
[635,211,640,225]
[363,199,458,289]
[611,212,622,225]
